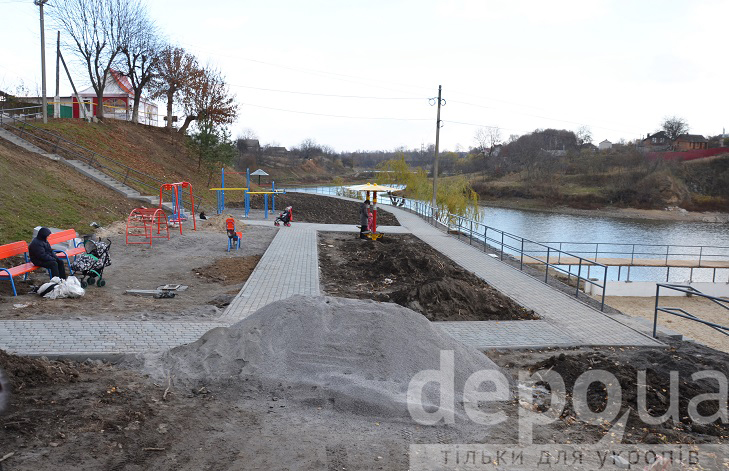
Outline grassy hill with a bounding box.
[0,139,135,243]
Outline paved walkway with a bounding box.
[0,203,661,357]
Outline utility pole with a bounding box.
[35,0,49,123]
[54,31,60,118]
[430,85,445,208]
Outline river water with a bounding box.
[291,186,729,282]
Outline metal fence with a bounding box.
[289,185,609,310]
[653,284,729,338]
[536,241,729,282]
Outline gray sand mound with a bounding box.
[158,296,509,418]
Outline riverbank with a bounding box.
[480,196,729,223]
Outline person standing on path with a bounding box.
[359,199,370,239]
[29,227,67,279]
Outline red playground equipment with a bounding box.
[160,182,196,234]
[226,218,243,251]
[126,208,170,246]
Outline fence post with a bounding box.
[601,263,607,311]
[699,246,703,266]
[483,226,487,252]
[576,259,582,297]
[652,285,660,338]
[545,247,551,283]
[520,238,524,270]
[469,220,473,245]
[501,232,505,260]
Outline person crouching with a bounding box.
[29,227,67,280]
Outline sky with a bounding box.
[2,0,728,153]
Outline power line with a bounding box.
[240,102,431,121]
[230,83,424,100]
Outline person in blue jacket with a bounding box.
[28,227,67,280]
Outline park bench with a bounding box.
[47,229,85,274]
[0,241,40,296]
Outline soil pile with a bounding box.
[155,296,508,418]
[193,255,261,285]
[241,192,400,226]
[530,340,729,443]
[319,233,537,321]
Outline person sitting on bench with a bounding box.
[29,227,67,280]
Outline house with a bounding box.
[61,69,158,125]
[598,139,612,151]
[640,131,671,151]
[581,143,598,152]
[239,139,260,153]
[674,134,708,151]
[265,146,288,156]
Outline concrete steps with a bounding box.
[0,128,62,161]
[0,126,175,212]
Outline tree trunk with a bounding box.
[178,115,197,135]
[131,94,142,124]
[166,90,174,133]
[96,92,105,120]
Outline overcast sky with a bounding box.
[2,0,728,152]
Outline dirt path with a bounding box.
[0,216,276,321]
[318,232,536,321]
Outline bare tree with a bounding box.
[150,46,201,132]
[474,127,501,177]
[51,0,138,120]
[179,65,237,134]
[576,125,593,146]
[238,128,258,140]
[661,116,689,141]
[120,12,160,124]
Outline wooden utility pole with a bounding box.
[35,0,49,123]
[54,31,60,118]
[431,85,444,208]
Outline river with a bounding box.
[290,186,729,282]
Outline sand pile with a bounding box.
[156,296,508,418]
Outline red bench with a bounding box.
[47,229,85,274]
[0,241,40,296]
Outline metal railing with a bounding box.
[537,241,729,282]
[653,284,729,338]
[0,107,201,210]
[290,185,609,310]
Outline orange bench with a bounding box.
[0,241,41,296]
[47,229,85,274]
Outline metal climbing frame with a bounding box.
[160,182,197,234]
[126,208,170,246]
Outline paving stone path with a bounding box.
[0,200,662,357]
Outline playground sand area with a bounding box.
[2,302,727,470]
[318,232,537,322]
[0,215,275,321]
[241,191,401,226]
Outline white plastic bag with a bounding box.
[64,276,85,298]
[38,276,85,299]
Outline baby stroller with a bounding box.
[274,206,293,227]
[70,238,112,288]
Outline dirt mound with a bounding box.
[241,192,400,226]
[530,340,729,443]
[193,255,261,285]
[319,233,537,321]
[0,349,80,389]
[153,296,508,418]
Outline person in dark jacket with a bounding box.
[359,200,370,239]
[28,227,67,279]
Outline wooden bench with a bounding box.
[47,229,85,274]
[0,241,40,296]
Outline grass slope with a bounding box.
[0,140,134,243]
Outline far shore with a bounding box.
[480,197,729,223]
